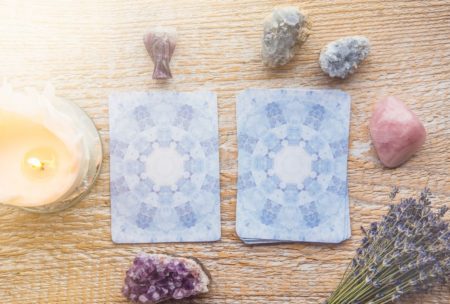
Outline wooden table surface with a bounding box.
[0,0,449,303]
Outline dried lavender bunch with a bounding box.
[326,188,449,304]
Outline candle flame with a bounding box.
[27,157,44,170]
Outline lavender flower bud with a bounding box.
[400,265,409,273]
[382,258,392,267]
[438,206,448,217]
[390,186,399,199]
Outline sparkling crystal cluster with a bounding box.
[261,6,311,67]
[319,36,370,79]
[122,253,210,303]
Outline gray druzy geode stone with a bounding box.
[319,36,370,79]
[261,6,311,67]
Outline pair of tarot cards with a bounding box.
[110,89,351,244]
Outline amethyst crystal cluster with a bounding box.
[122,253,210,303]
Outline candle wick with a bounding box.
[27,157,45,171]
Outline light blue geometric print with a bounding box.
[236,89,351,244]
[109,91,220,243]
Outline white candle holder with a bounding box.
[0,85,103,213]
[18,97,103,213]
[0,87,103,214]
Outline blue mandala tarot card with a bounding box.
[236,89,351,244]
[109,91,221,243]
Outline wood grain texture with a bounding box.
[0,0,449,303]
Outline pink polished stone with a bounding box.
[369,96,426,168]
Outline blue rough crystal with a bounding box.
[319,36,371,79]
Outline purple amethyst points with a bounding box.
[122,253,210,303]
[143,27,177,79]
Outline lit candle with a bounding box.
[0,83,102,211]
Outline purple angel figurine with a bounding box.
[143,27,177,79]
